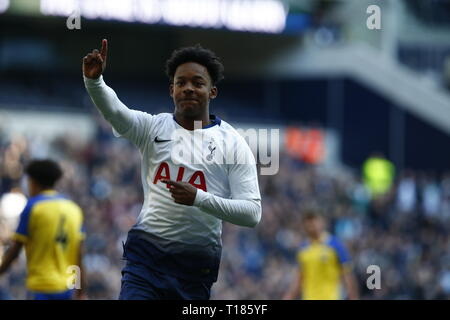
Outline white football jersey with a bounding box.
[115,111,261,249]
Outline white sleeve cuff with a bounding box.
[192,188,261,227]
[193,188,208,207]
[83,75,104,88]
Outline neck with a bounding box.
[31,187,52,197]
[174,112,210,131]
[309,232,323,241]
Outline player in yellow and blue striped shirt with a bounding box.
[284,209,359,300]
[0,159,86,300]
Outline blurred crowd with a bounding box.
[1,117,450,300]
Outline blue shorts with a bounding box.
[28,289,74,300]
[119,230,218,300]
[119,260,213,300]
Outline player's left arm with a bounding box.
[73,239,88,300]
[0,240,23,275]
[333,238,359,300]
[341,266,359,300]
[163,178,261,227]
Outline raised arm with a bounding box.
[82,39,135,135]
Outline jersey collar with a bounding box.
[172,114,221,129]
[310,232,330,244]
[40,189,58,196]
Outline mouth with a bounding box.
[181,98,198,102]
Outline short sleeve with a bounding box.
[328,237,351,265]
[296,241,309,268]
[12,201,34,243]
[76,205,86,241]
[80,224,86,241]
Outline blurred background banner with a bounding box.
[1,0,450,300]
[2,0,292,33]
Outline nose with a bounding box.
[183,83,194,94]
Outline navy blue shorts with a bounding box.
[119,230,219,300]
[119,260,213,300]
[28,289,74,300]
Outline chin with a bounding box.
[177,104,201,118]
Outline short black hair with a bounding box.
[165,44,224,86]
[302,208,324,221]
[25,159,63,188]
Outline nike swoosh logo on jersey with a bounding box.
[154,136,172,143]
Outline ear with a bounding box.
[169,84,174,98]
[209,86,218,100]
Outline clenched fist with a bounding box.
[82,39,108,79]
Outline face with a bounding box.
[170,62,217,119]
[303,217,324,238]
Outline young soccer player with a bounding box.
[83,40,261,300]
[283,209,359,300]
[0,159,86,300]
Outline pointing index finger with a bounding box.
[100,39,108,60]
[161,179,180,187]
